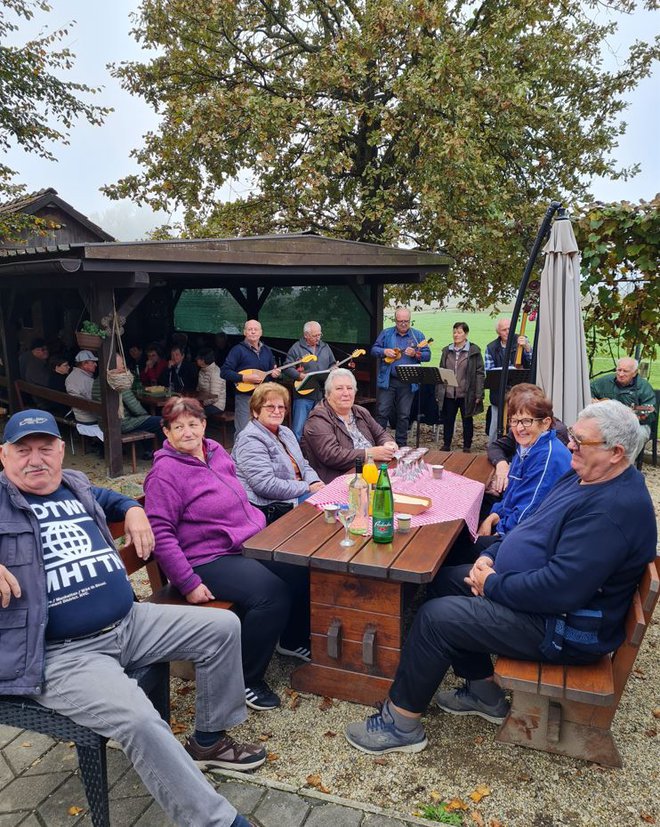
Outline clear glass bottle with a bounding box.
[372,463,394,543]
[348,457,369,535]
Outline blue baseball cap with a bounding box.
[3,410,62,444]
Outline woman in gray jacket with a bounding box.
[232,383,324,524]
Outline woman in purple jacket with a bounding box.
[144,397,310,712]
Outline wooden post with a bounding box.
[92,286,123,477]
[0,289,21,412]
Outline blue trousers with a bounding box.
[292,397,316,442]
[389,565,598,714]
[375,376,414,447]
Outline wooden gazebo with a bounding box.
[0,234,450,475]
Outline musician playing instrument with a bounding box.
[284,322,337,441]
[221,320,281,434]
[370,306,431,447]
[590,357,655,459]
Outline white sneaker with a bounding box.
[275,642,311,662]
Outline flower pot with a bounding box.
[76,332,103,350]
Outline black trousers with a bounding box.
[441,397,473,449]
[389,565,596,714]
[194,554,309,685]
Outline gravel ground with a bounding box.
[74,419,660,827]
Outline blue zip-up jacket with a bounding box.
[0,471,140,695]
[371,326,430,391]
[490,429,572,534]
[220,340,276,393]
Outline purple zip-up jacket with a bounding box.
[144,437,265,595]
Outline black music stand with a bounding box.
[485,368,531,436]
[396,365,452,448]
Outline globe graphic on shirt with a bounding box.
[42,520,93,563]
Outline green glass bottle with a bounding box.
[348,457,369,535]
[372,463,394,544]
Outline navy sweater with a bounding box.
[483,466,656,658]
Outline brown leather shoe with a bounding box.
[184,732,266,771]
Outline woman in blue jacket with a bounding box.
[478,383,572,542]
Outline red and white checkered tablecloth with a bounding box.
[307,467,486,539]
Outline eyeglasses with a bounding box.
[395,318,411,326]
[567,427,606,451]
[262,404,286,412]
[509,417,543,429]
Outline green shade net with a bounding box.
[174,286,372,343]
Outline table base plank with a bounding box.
[291,662,393,706]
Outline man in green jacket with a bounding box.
[590,357,655,458]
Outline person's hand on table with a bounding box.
[371,442,397,462]
[477,512,500,537]
[492,461,510,494]
[0,564,21,608]
[185,583,215,604]
[124,506,155,560]
[309,481,325,493]
[465,555,495,596]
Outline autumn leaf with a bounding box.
[446,798,469,811]
[20,742,32,748]
[490,820,505,827]
[323,731,336,738]
[267,752,279,762]
[171,723,187,734]
[176,685,193,696]
[373,757,389,766]
[306,774,331,793]
[633,668,646,679]
[469,785,492,804]
[430,791,442,802]
[67,806,84,816]
[640,813,655,824]
[644,729,657,738]
[470,811,485,826]
[319,697,333,710]
[652,708,660,719]
[473,736,484,745]
[258,732,273,742]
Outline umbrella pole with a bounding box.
[496,201,563,436]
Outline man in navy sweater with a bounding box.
[344,400,656,755]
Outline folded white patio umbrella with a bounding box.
[536,216,591,426]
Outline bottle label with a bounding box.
[373,518,394,540]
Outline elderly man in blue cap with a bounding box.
[0,410,263,827]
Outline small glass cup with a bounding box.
[431,464,444,480]
[397,513,412,533]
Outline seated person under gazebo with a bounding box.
[301,368,397,483]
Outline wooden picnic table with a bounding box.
[242,449,493,704]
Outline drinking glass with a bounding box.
[337,504,357,547]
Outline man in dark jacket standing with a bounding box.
[0,410,264,827]
[484,317,532,442]
[436,322,484,452]
[221,319,281,433]
[344,401,656,755]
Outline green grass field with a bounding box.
[387,309,657,385]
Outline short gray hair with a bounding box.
[303,321,321,335]
[577,400,640,462]
[325,367,357,397]
[617,357,638,371]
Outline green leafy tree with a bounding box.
[0,0,110,240]
[105,0,658,307]
[574,195,659,366]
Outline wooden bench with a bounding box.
[108,500,235,679]
[206,409,235,449]
[494,557,660,766]
[14,379,157,473]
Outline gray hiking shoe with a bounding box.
[433,683,510,725]
[344,701,428,755]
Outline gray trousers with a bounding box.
[233,393,251,434]
[30,602,245,827]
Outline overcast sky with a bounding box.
[5,0,659,240]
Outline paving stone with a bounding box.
[133,799,176,826]
[304,802,363,827]
[2,732,54,774]
[216,778,266,815]
[0,753,15,789]
[0,772,69,813]
[109,766,149,799]
[36,774,86,826]
[15,818,41,827]
[24,741,78,775]
[0,726,21,749]
[0,814,29,827]
[253,788,311,827]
